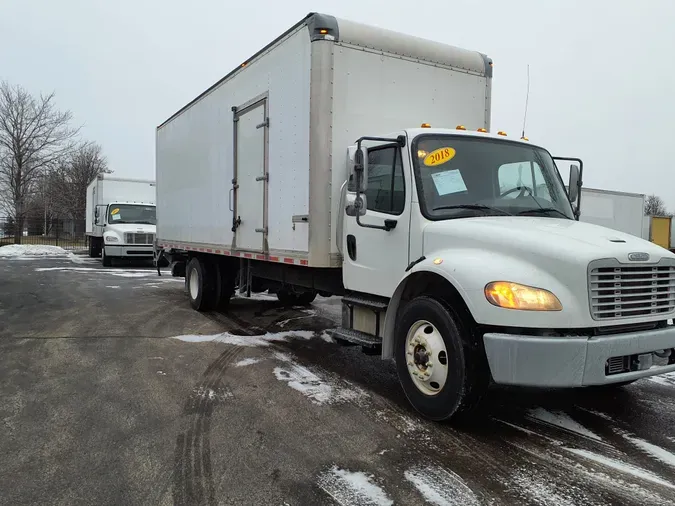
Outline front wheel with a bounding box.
[395,296,488,421]
[102,247,112,267]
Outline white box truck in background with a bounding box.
[85,174,156,266]
[155,13,675,421]
[576,187,648,239]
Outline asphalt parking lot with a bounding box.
[2,252,675,506]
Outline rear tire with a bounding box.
[296,290,317,306]
[395,296,489,422]
[88,238,96,258]
[214,260,237,311]
[276,289,297,306]
[186,257,218,311]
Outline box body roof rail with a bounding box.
[157,12,491,129]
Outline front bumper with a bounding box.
[104,245,154,258]
[483,325,675,387]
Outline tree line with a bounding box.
[0,81,111,244]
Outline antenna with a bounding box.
[521,64,530,140]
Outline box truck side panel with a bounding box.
[156,27,311,254]
[578,188,645,238]
[85,179,96,235]
[329,43,489,255]
[100,179,156,205]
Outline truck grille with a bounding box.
[125,233,155,245]
[589,263,675,320]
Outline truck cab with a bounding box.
[94,201,156,266]
[337,125,675,420]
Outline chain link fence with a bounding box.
[0,217,87,250]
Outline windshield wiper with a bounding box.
[133,221,155,225]
[432,204,512,216]
[517,208,570,219]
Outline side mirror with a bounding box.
[347,145,368,193]
[568,164,580,203]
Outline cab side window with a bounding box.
[365,146,405,215]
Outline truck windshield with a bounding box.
[108,204,156,225]
[411,135,575,220]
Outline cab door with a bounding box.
[342,139,412,296]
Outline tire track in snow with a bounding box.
[172,344,242,506]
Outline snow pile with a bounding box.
[404,466,479,506]
[0,244,68,257]
[172,329,316,347]
[317,466,393,506]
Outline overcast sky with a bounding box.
[1,0,673,207]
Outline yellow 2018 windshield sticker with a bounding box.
[111,208,120,215]
[424,147,456,167]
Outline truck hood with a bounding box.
[423,217,670,264]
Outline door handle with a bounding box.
[384,219,397,231]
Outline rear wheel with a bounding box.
[296,290,317,306]
[186,257,218,311]
[395,296,488,421]
[88,237,96,258]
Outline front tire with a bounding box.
[102,247,112,267]
[395,296,488,421]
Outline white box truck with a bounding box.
[86,174,157,266]
[576,187,648,239]
[155,13,675,421]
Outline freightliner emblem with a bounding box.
[627,252,650,261]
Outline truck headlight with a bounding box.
[105,235,119,243]
[484,281,562,311]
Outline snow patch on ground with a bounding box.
[34,266,161,278]
[622,434,675,469]
[106,285,121,289]
[234,290,277,301]
[404,466,479,506]
[566,448,675,490]
[527,408,602,441]
[647,372,675,387]
[317,466,393,506]
[509,469,585,506]
[273,359,364,405]
[171,330,316,347]
[234,358,261,367]
[0,244,69,257]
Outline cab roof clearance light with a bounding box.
[497,131,507,136]
[477,128,487,133]
[421,123,431,128]
[456,125,466,130]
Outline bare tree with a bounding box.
[47,142,111,224]
[645,194,669,216]
[0,81,79,243]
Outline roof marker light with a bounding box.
[497,131,507,136]
[421,123,431,128]
[456,125,466,130]
[520,136,529,141]
[477,128,487,133]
